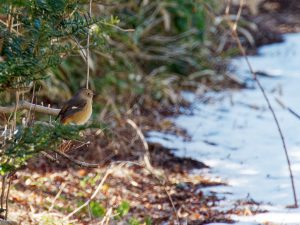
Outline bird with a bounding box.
[55,88,94,125]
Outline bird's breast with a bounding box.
[62,102,92,125]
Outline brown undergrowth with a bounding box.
[8,139,232,224]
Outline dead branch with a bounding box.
[86,0,92,89]
[275,97,300,120]
[48,183,66,212]
[4,179,11,220]
[0,176,5,211]
[126,119,151,162]
[66,163,116,219]
[226,0,298,208]
[0,101,60,116]
[52,150,101,168]
[41,151,60,163]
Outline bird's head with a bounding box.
[77,88,95,101]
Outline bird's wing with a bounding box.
[55,98,87,121]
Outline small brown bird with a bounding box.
[56,88,94,125]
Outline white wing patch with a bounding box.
[71,106,79,109]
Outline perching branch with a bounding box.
[0,101,60,116]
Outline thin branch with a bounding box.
[226,0,298,208]
[126,118,155,171]
[0,176,5,211]
[4,178,11,220]
[12,91,19,132]
[232,0,243,31]
[48,183,66,212]
[86,0,92,89]
[100,22,135,32]
[275,97,300,120]
[66,164,116,219]
[7,6,15,33]
[99,207,113,225]
[0,101,60,116]
[52,149,101,168]
[26,82,36,125]
[126,119,151,165]
[125,119,180,223]
[41,151,60,163]
[162,185,179,223]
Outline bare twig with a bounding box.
[12,91,19,132]
[0,176,6,211]
[100,22,135,32]
[52,149,101,168]
[275,97,300,120]
[163,185,179,223]
[66,163,117,219]
[86,0,92,89]
[126,119,152,170]
[125,119,180,223]
[232,0,243,30]
[0,101,60,116]
[7,6,15,33]
[26,82,36,125]
[41,151,60,163]
[99,207,113,225]
[48,183,66,212]
[4,179,11,220]
[226,0,298,208]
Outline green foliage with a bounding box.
[90,201,106,218]
[116,200,130,218]
[128,216,152,225]
[0,0,115,176]
[167,0,206,37]
[48,0,221,108]
[0,0,117,90]
[108,0,212,74]
[145,216,152,225]
[128,217,140,225]
[23,0,223,107]
[0,122,101,175]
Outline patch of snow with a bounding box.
[233,209,300,224]
[207,223,256,225]
[148,33,300,224]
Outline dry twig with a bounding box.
[4,179,11,220]
[226,0,298,208]
[48,183,66,212]
[52,149,101,168]
[86,0,92,89]
[275,97,300,120]
[66,163,119,219]
[126,119,180,224]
